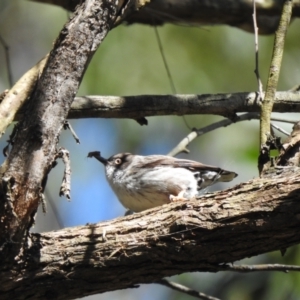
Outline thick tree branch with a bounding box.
[6,90,300,123]
[1,168,300,299]
[20,91,299,120]
[30,0,300,34]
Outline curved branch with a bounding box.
[1,168,300,299]
[168,112,259,156]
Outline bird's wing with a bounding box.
[140,156,237,182]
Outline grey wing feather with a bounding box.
[139,155,237,182]
[173,159,237,182]
[142,156,237,182]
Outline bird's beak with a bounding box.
[87,151,108,165]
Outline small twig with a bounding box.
[168,113,296,157]
[156,279,221,300]
[252,0,264,102]
[168,112,260,156]
[258,0,293,174]
[271,123,290,136]
[57,147,71,200]
[154,26,176,94]
[289,84,300,92]
[0,35,13,87]
[154,25,191,130]
[221,263,300,273]
[63,121,80,144]
[155,24,195,131]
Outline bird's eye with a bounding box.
[114,158,122,165]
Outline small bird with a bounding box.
[88,151,237,212]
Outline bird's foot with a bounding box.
[169,190,188,202]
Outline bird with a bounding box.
[88,151,237,212]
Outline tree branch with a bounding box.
[168,113,260,156]
[156,279,220,300]
[259,0,293,174]
[21,91,299,120]
[30,0,300,34]
[167,112,296,157]
[5,89,300,124]
[252,0,264,101]
[1,167,300,299]
[221,264,300,273]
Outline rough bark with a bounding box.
[0,0,120,263]
[1,167,300,300]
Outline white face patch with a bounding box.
[105,165,115,180]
